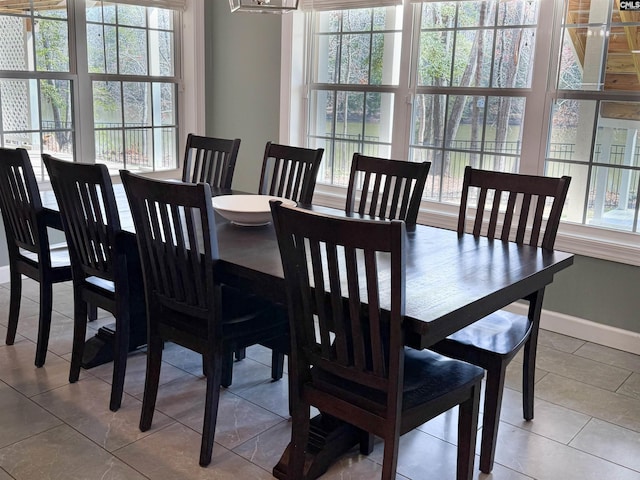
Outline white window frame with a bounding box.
[0,0,204,181]
[279,2,640,267]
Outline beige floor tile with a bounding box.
[570,418,640,472]
[88,348,189,397]
[0,424,147,480]
[148,374,283,450]
[32,376,174,452]
[368,428,468,480]
[619,372,640,400]
[14,310,76,358]
[499,387,591,444]
[0,469,13,480]
[0,341,86,397]
[115,422,274,479]
[233,419,291,471]
[536,373,640,433]
[538,329,586,353]
[0,293,40,328]
[0,380,62,449]
[221,357,276,393]
[574,342,640,373]
[160,341,204,374]
[504,358,548,392]
[493,423,640,480]
[536,344,632,391]
[232,375,291,418]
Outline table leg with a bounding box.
[273,414,361,480]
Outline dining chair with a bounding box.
[43,155,145,412]
[182,133,240,189]
[228,141,325,369]
[0,148,73,367]
[271,201,484,480]
[120,170,289,467]
[430,165,571,473]
[258,141,324,205]
[346,153,430,225]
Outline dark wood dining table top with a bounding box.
[41,184,574,350]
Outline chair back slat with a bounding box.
[0,148,46,257]
[458,166,571,250]
[182,134,240,189]
[44,156,122,281]
[122,171,217,318]
[259,142,324,205]
[272,202,406,396]
[346,153,430,226]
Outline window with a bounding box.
[299,0,640,239]
[0,0,183,180]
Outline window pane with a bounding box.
[149,30,174,76]
[93,80,122,127]
[123,82,151,126]
[0,15,32,71]
[40,79,73,154]
[35,19,69,72]
[117,4,146,27]
[119,27,148,75]
[418,1,535,89]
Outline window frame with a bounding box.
[0,0,204,181]
[279,1,640,267]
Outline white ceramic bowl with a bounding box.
[211,194,296,226]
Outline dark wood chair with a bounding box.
[182,133,240,189]
[228,141,324,370]
[258,142,324,205]
[430,166,571,473]
[0,148,74,367]
[271,202,484,480]
[43,155,144,411]
[121,170,289,467]
[346,153,430,225]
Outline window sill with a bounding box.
[312,184,640,267]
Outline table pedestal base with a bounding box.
[273,415,361,480]
[81,323,146,369]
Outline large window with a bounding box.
[302,0,640,236]
[0,0,182,180]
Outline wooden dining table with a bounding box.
[42,183,574,478]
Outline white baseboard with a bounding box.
[1,264,637,354]
[504,302,640,355]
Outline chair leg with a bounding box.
[140,335,163,432]
[457,383,481,480]
[479,365,507,474]
[35,281,53,367]
[522,336,537,421]
[5,268,21,345]
[88,304,98,322]
[289,403,311,479]
[235,347,246,361]
[200,353,223,467]
[359,430,374,455]
[380,431,400,480]
[69,294,88,383]
[221,350,233,388]
[110,311,130,412]
[271,350,285,381]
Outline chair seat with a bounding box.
[312,348,484,416]
[440,309,532,356]
[159,286,288,345]
[85,276,116,293]
[20,244,71,268]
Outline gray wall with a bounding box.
[203,3,640,337]
[205,1,282,194]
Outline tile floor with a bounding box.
[1,279,639,480]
